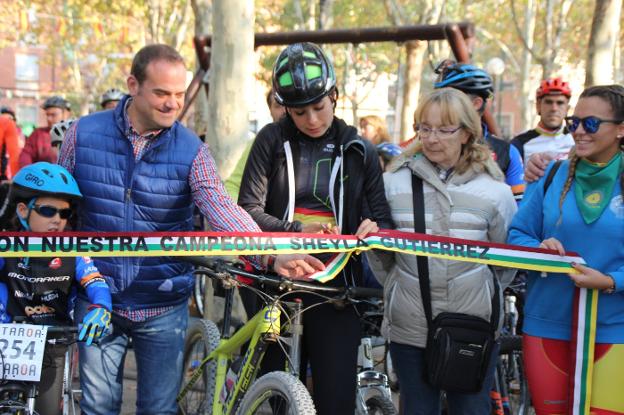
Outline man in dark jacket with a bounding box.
[19,96,71,168]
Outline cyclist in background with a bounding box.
[512,78,574,166]
[49,119,75,162]
[238,42,393,415]
[100,88,125,111]
[19,96,71,169]
[0,162,112,415]
[360,114,392,145]
[435,62,526,201]
[0,109,20,180]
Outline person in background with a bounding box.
[434,62,526,201]
[1,106,25,150]
[49,119,75,162]
[508,84,624,414]
[100,88,125,111]
[512,78,574,166]
[368,88,517,414]
[518,78,576,183]
[0,110,20,180]
[19,96,71,168]
[360,114,392,145]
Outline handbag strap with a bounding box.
[412,175,433,328]
[411,174,500,333]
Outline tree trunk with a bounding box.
[520,0,535,132]
[318,0,334,30]
[190,0,212,137]
[585,0,622,86]
[206,0,254,177]
[399,40,427,141]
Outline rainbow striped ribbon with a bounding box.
[0,229,585,283]
[569,287,599,415]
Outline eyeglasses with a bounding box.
[564,116,623,134]
[417,125,462,140]
[32,204,73,220]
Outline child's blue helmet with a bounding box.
[12,162,82,201]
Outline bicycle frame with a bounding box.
[178,291,304,415]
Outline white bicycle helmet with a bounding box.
[50,119,76,147]
[100,88,125,108]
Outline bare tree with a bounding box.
[510,0,574,78]
[384,0,444,140]
[145,0,192,50]
[189,0,212,136]
[585,0,622,86]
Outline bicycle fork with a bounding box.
[356,336,393,413]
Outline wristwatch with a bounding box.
[603,275,616,294]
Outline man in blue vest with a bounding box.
[58,44,324,415]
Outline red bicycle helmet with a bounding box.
[536,78,571,99]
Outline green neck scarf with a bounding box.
[574,152,623,224]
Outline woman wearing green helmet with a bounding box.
[238,42,393,414]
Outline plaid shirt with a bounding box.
[59,99,263,322]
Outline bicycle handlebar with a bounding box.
[185,257,384,301]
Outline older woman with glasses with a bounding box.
[367,87,517,414]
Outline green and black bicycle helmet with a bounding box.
[272,42,337,107]
[434,62,494,101]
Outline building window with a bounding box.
[15,54,39,91]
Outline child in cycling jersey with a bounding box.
[0,162,112,415]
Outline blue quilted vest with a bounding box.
[73,96,202,310]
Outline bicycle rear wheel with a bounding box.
[178,318,220,415]
[237,371,316,415]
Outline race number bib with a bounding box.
[0,324,48,382]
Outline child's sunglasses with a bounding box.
[565,116,623,134]
[33,204,73,219]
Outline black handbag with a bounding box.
[412,175,499,394]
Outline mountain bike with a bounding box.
[178,257,331,415]
[0,322,80,415]
[177,257,384,415]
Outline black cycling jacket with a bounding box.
[238,116,394,285]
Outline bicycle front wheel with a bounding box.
[237,371,316,415]
[364,395,397,415]
[178,318,220,415]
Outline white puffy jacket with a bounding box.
[367,153,517,348]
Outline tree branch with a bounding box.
[510,0,543,64]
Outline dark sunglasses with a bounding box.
[564,116,623,134]
[32,204,73,219]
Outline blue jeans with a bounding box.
[75,298,188,415]
[389,341,499,415]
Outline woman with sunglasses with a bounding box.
[508,85,624,414]
[0,162,112,415]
